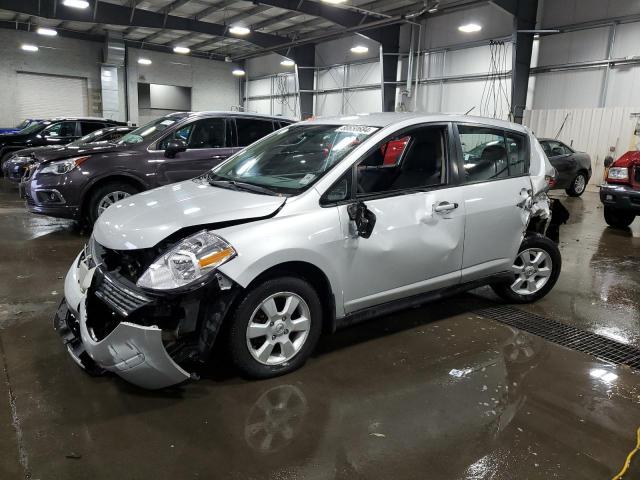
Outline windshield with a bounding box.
[210,124,379,194]
[15,120,31,130]
[18,121,46,135]
[117,115,187,145]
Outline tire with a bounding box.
[565,171,587,197]
[491,234,561,304]
[228,276,322,379]
[603,207,635,229]
[86,181,140,225]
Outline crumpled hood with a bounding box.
[35,142,121,162]
[93,179,286,250]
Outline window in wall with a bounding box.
[236,118,275,147]
[43,121,77,138]
[459,126,509,182]
[356,126,446,195]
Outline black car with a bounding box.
[25,111,294,224]
[539,138,592,197]
[3,126,135,183]
[0,117,127,168]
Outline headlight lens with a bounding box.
[607,167,629,180]
[137,230,236,290]
[38,156,90,175]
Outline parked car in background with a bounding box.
[25,112,294,224]
[600,150,640,228]
[0,117,127,168]
[538,138,592,196]
[0,118,42,135]
[54,113,562,389]
[3,126,135,183]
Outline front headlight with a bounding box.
[607,167,629,180]
[38,156,90,175]
[137,230,236,290]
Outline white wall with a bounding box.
[0,29,103,125]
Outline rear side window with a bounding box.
[458,125,528,182]
[356,126,446,195]
[80,122,105,135]
[236,118,275,147]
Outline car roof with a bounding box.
[170,111,296,122]
[48,117,122,122]
[303,112,528,133]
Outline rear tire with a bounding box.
[86,181,140,225]
[603,207,635,229]
[491,234,561,304]
[565,172,587,197]
[228,276,322,379]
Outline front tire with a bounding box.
[228,276,322,379]
[86,181,140,225]
[565,172,587,197]
[491,234,561,304]
[603,207,635,229]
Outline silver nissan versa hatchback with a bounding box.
[56,113,564,389]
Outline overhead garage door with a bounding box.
[15,72,89,123]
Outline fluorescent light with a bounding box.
[173,46,190,54]
[37,27,58,36]
[458,23,482,33]
[138,58,152,65]
[232,69,246,76]
[21,44,39,52]
[229,26,250,35]
[350,45,369,54]
[322,0,347,3]
[280,59,295,67]
[63,0,90,8]
[427,1,439,13]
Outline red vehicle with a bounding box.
[599,150,640,228]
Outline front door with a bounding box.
[157,117,234,183]
[336,123,466,313]
[456,124,533,281]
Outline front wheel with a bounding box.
[603,207,635,229]
[228,276,322,379]
[565,172,587,197]
[86,181,140,225]
[491,234,561,304]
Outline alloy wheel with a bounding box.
[246,292,311,365]
[574,174,586,194]
[97,191,131,216]
[510,248,553,295]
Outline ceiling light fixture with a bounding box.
[280,58,295,67]
[321,0,347,4]
[458,23,482,33]
[427,1,440,13]
[350,45,369,54]
[138,58,152,65]
[37,27,58,36]
[232,69,246,76]
[229,26,250,35]
[63,0,90,9]
[21,44,39,52]
[173,46,190,54]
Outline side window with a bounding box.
[559,143,572,154]
[458,126,509,182]
[81,122,103,135]
[321,169,353,205]
[106,131,124,141]
[540,141,552,157]
[187,118,227,149]
[506,132,528,176]
[236,118,275,147]
[547,141,565,157]
[157,123,195,150]
[43,121,77,137]
[356,126,446,195]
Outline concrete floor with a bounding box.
[0,179,639,480]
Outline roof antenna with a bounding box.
[465,106,475,115]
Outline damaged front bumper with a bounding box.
[55,249,238,389]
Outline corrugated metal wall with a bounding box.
[524,107,640,186]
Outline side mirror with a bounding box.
[347,201,376,239]
[165,139,187,158]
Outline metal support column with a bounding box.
[510,0,538,124]
[290,44,315,119]
[379,25,401,112]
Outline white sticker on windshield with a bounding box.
[336,125,378,135]
[160,120,176,126]
[299,173,316,185]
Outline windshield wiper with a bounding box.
[209,179,278,196]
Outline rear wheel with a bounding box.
[86,181,140,225]
[565,172,587,197]
[604,207,635,229]
[491,234,561,304]
[228,276,322,379]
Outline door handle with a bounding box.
[433,201,458,213]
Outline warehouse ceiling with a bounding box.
[0,0,490,60]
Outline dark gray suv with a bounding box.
[26,112,293,224]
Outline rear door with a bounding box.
[455,123,532,282]
[156,117,235,183]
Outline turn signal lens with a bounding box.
[198,247,235,268]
